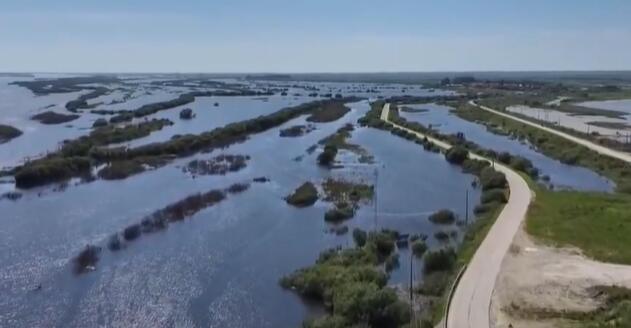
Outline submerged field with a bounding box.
[0,75,484,327]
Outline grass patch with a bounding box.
[526,186,631,265]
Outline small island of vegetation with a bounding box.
[285,182,319,207]
[31,111,80,124]
[0,124,23,143]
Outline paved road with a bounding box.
[470,100,631,163]
[381,103,532,328]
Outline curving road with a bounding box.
[470,100,631,163]
[381,103,532,328]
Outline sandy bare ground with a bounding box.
[491,226,631,328]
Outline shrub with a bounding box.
[98,160,145,180]
[92,118,108,128]
[370,231,396,256]
[445,146,469,164]
[428,209,456,224]
[226,183,250,194]
[123,224,142,241]
[318,145,338,166]
[434,231,450,241]
[15,157,91,188]
[481,189,507,204]
[480,167,507,190]
[352,228,368,247]
[108,234,122,251]
[285,182,318,207]
[74,245,101,273]
[461,159,489,175]
[412,240,428,258]
[424,248,456,273]
[179,108,194,119]
[324,206,355,222]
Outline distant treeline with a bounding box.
[11,75,119,95]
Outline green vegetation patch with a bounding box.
[280,229,411,328]
[279,124,315,137]
[285,182,319,207]
[0,124,22,143]
[306,101,351,123]
[321,178,374,207]
[428,209,456,225]
[31,111,80,124]
[526,187,631,265]
[318,123,374,164]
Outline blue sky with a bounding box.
[1,0,630,73]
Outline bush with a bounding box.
[179,108,194,119]
[74,245,101,273]
[15,157,91,188]
[434,231,450,241]
[318,145,338,166]
[480,167,507,190]
[108,234,122,251]
[412,240,428,258]
[445,146,469,164]
[285,182,318,207]
[92,118,108,128]
[461,159,489,175]
[123,224,142,241]
[98,160,145,180]
[481,189,507,204]
[353,228,368,247]
[424,248,456,273]
[560,149,581,165]
[0,124,22,143]
[324,206,355,222]
[428,209,456,224]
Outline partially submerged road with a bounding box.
[470,100,631,163]
[381,103,532,328]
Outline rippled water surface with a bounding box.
[1,76,480,327]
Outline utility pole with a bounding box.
[465,189,469,225]
[373,167,379,232]
[409,250,414,324]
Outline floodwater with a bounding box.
[578,99,631,114]
[401,104,614,192]
[506,105,631,143]
[0,77,478,327]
